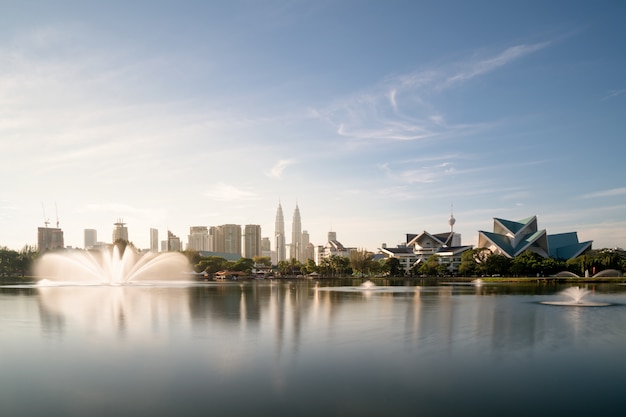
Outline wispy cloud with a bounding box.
[580,187,626,199]
[444,42,550,86]
[601,88,626,100]
[266,159,296,178]
[378,160,457,184]
[205,183,259,202]
[315,41,551,142]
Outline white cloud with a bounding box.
[388,88,398,112]
[205,183,259,202]
[266,159,296,178]
[580,187,626,199]
[315,41,551,142]
[601,88,626,100]
[444,42,550,86]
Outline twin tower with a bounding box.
[275,202,309,263]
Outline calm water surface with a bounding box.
[1,280,625,417]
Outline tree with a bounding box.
[350,249,374,277]
[303,259,318,275]
[184,250,202,266]
[384,257,402,276]
[510,250,543,276]
[329,255,351,277]
[195,256,228,274]
[276,259,303,276]
[458,248,491,276]
[419,255,442,276]
[233,258,254,272]
[484,254,511,276]
[252,256,272,267]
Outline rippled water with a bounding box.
[1,281,625,417]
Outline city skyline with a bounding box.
[1,1,625,252]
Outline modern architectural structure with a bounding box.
[84,229,97,249]
[112,219,128,243]
[37,226,64,252]
[243,224,262,258]
[261,237,275,264]
[188,226,210,251]
[167,230,182,252]
[290,204,302,262]
[301,230,314,261]
[214,224,242,255]
[477,215,592,260]
[317,232,355,264]
[150,228,159,252]
[275,202,286,262]
[379,213,472,274]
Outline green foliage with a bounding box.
[277,258,304,276]
[233,258,254,272]
[349,249,375,277]
[484,254,511,276]
[381,257,402,276]
[303,259,318,274]
[252,256,272,267]
[195,256,229,274]
[418,255,443,276]
[317,255,351,277]
[0,246,38,277]
[567,249,625,275]
[183,250,202,266]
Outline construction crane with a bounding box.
[55,201,60,228]
[41,202,50,228]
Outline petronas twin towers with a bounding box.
[275,202,304,262]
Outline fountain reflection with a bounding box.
[541,286,611,306]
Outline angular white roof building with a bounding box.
[477,216,592,260]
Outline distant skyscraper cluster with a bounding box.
[39,202,337,265]
[275,202,314,264]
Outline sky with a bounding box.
[1,0,625,252]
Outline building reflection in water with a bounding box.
[32,281,609,360]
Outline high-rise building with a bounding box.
[38,227,64,252]
[214,224,242,255]
[291,204,302,261]
[150,228,159,252]
[302,230,314,261]
[243,225,262,258]
[188,226,210,251]
[167,230,181,252]
[261,237,271,252]
[328,231,337,242]
[261,237,274,263]
[275,202,286,262]
[112,219,128,243]
[84,229,97,249]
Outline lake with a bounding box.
[1,280,625,417]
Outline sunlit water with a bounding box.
[1,280,625,417]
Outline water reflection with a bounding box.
[1,281,625,417]
[27,281,623,356]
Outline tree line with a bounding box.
[0,246,38,278]
[186,249,404,278]
[453,248,626,277]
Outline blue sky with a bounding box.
[1,0,625,252]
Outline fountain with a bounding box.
[35,246,192,285]
[315,279,419,294]
[359,280,377,290]
[540,286,611,307]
